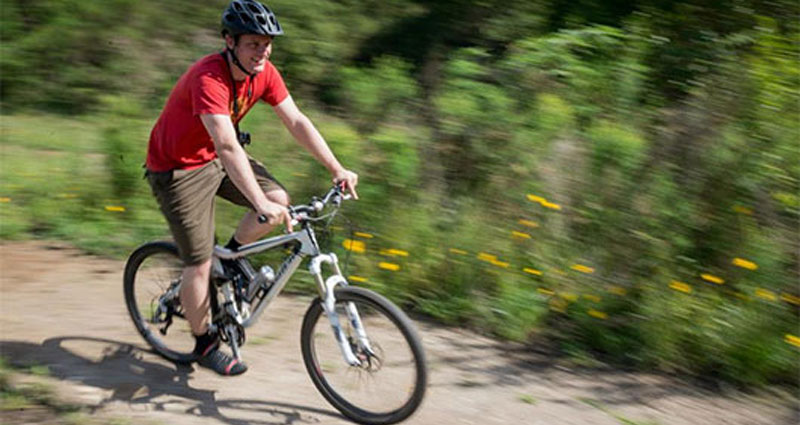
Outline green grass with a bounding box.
[1,110,798,390]
[246,335,278,346]
[579,398,663,425]
[0,357,161,425]
[518,393,538,405]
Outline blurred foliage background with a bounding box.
[1,0,798,388]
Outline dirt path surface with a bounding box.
[0,241,797,425]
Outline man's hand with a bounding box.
[257,201,293,233]
[333,169,359,200]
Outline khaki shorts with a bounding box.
[146,157,285,265]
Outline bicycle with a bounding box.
[123,185,427,425]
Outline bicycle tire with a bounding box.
[124,241,198,364]
[301,286,427,425]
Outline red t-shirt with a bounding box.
[146,53,289,172]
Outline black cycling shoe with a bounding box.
[197,345,248,376]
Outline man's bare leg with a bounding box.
[181,258,248,375]
[180,259,212,336]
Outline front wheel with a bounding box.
[124,241,197,364]
[301,286,427,425]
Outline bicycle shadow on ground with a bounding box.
[1,336,343,425]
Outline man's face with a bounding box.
[228,34,273,74]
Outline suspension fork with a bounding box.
[309,253,374,365]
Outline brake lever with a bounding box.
[290,212,310,228]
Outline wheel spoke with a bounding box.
[125,243,196,363]
[301,287,427,424]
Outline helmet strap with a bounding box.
[226,46,255,78]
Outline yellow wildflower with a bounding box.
[732,258,758,270]
[609,286,627,296]
[785,334,800,348]
[588,309,608,320]
[560,292,578,302]
[527,194,546,203]
[541,201,562,210]
[754,288,776,301]
[342,239,365,253]
[549,298,567,313]
[571,264,595,274]
[490,259,510,268]
[669,280,692,294]
[583,294,602,303]
[378,262,400,271]
[523,268,543,276]
[700,273,724,284]
[477,252,497,262]
[780,293,800,305]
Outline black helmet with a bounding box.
[222,0,283,37]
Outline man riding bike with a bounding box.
[145,0,358,376]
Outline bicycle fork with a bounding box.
[309,253,375,367]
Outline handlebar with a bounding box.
[256,184,352,227]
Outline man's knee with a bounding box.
[183,259,212,282]
[266,189,290,206]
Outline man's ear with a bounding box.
[224,34,236,50]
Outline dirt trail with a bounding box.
[0,241,796,425]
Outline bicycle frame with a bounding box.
[211,222,367,366]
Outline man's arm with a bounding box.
[272,96,359,198]
[200,114,292,231]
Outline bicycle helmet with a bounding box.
[222,0,283,37]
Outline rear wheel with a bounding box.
[301,286,427,425]
[124,241,197,364]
